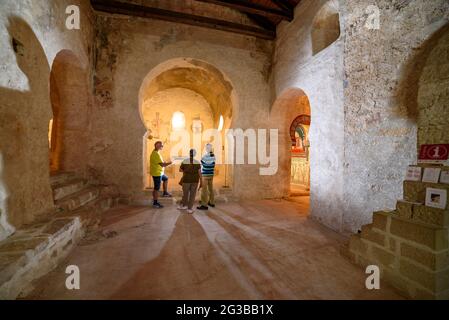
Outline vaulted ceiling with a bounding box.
[90,0,302,40]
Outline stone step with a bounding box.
[55,187,100,212]
[396,200,449,227]
[0,216,83,299]
[49,172,76,186]
[59,196,119,227]
[403,180,449,204]
[360,224,386,247]
[412,164,449,171]
[217,187,233,195]
[290,190,310,197]
[52,178,86,201]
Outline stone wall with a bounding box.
[272,0,345,231]
[0,0,95,235]
[417,25,449,146]
[348,164,449,300]
[341,0,449,234]
[272,0,449,234]
[1,0,448,239]
[88,14,275,200]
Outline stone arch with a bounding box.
[270,88,312,198]
[416,24,449,146]
[0,16,53,233]
[49,50,90,174]
[311,0,341,56]
[138,58,238,190]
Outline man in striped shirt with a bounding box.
[197,144,216,210]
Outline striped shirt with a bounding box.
[201,153,216,177]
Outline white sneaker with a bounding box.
[187,209,194,214]
[177,205,188,210]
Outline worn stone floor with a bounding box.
[25,198,404,300]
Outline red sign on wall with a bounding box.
[418,144,449,164]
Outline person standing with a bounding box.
[197,143,216,211]
[178,149,202,214]
[150,141,172,208]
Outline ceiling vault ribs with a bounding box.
[90,0,276,40]
[194,0,293,21]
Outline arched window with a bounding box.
[311,0,340,55]
[48,119,53,149]
[218,115,224,132]
[171,111,186,131]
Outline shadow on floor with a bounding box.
[109,213,250,300]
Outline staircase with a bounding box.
[51,171,119,223]
[345,164,449,300]
[0,172,119,299]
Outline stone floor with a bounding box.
[25,197,404,300]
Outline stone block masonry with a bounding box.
[347,164,449,300]
[0,216,84,299]
[0,171,119,299]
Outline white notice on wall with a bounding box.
[422,167,442,183]
[405,166,422,182]
[440,171,449,184]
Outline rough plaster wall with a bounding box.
[417,27,449,146]
[0,0,95,236]
[90,15,274,200]
[342,0,449,233]
[272,0,345,231]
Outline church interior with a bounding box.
[0,0,448,300]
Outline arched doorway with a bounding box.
[49,50,89,174]
[138,58,237,192]
[271,88,312,200]
[290,114,311,193]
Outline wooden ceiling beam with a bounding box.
[90,0,276,40]
[246,13,276,31]
[270,0,295,12]
[195,0,293,21]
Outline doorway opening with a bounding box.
[290,114,311,195]
[270,88,312,201]
[49,50,89,174]
[138,58,237,193]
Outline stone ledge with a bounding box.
[413,164,449,171]
[372,211,391,232]
[396,200,414,220]
[389,215,448,251]
[401,242,449,271]
[55,187,100,211]
[396,200,449,227]
[412,204,449,227]
[361,224,386,247]
[399,258,449,293]
[403,181,449,205]
[0,217,82,299]
[0,191,119,299]
[52,178,86,201]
